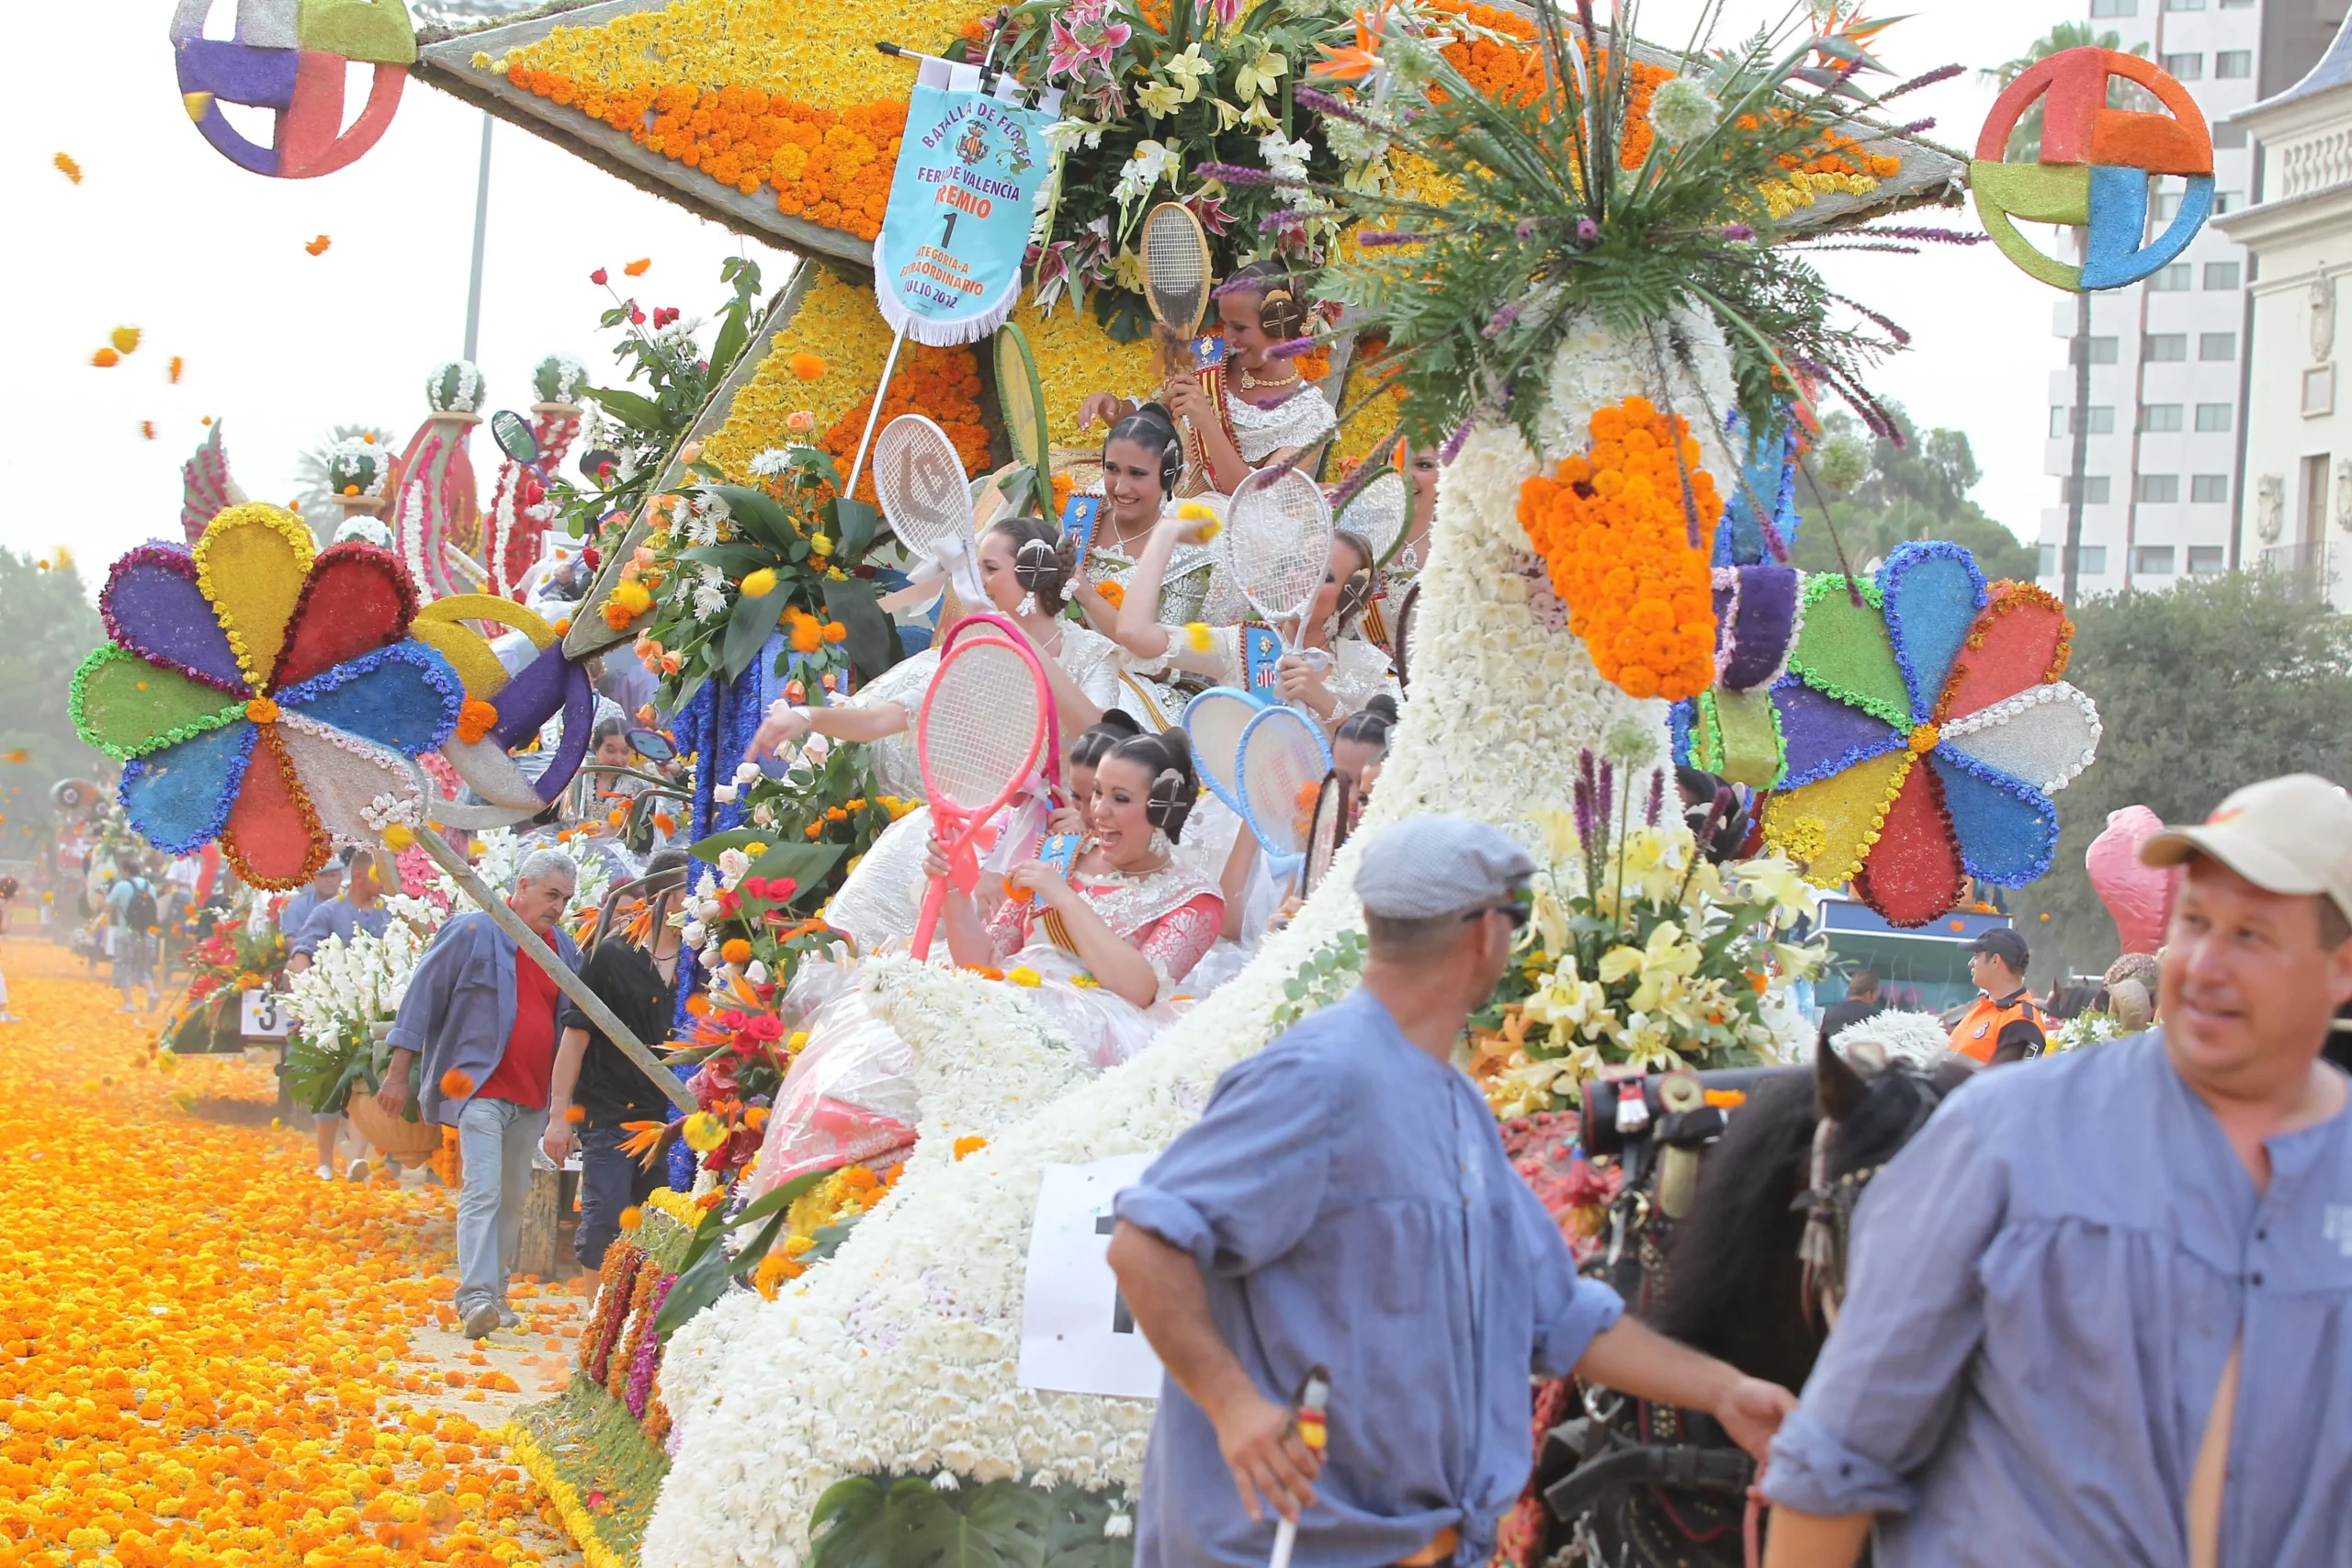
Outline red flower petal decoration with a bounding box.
[220,725,327,888]
[1937,582,2072,722]
[267,542,420,690]
[1850,761,1969,927]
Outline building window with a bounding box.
[2145,333,2188,361]
[2041,545,2112,575]
[2039,544,2056,576]
[2306,365,2336,416]
[2063,476,2113,504]
[2154,189,2184,220]
[2188,546,2227,573]
[2215,50,2253,77]
[2218,0,2254,6]
[2163,51,2203,79]
[2148,262,2193,291]
[2050,405,2116,435]
[2135,546,2177,575]
[2137,474,2181,502]
[2140,404,2184,433]
[2199,332,2236,361]
[2072,335,2121,365]
[2195,402,2233,432]
[2213,191,2241,214]
[2164,0,2205,8]
[2203,260,2242,289]
[2191,474,2231,503]
[2092,0,2139,11]
[2302,454,2332,536]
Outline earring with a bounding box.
[1016,591,1037,616]
[1148,827,1172,858]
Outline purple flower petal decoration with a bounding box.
[1719,564,1800,692]
[1773,676,1903,788]
[100,545,247,694]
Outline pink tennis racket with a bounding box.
[940,611,1064,796]
[911,631,1050,960]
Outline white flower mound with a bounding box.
[640,315,1738,1567]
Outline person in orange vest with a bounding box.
[1951,927,2047,1066]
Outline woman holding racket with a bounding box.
[1062,404,1237,633]
[748,731,1225,1190]
[1077,262,1339,496]
[1110,513,1396,727]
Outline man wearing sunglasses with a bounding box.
[1109,815,1795,1568]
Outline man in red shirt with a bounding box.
[380,848,581,1339]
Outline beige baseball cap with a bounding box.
[2141,773,2352,924]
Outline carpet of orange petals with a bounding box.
[0,944,580,1568]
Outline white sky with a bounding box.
[2,0,2067,588]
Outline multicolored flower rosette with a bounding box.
[1758,542,2103,926]
[69,506,462,889]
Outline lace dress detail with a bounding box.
[982,861,1224,1000]
[1227,383,1338,464]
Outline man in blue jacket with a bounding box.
[380,848,582,1339]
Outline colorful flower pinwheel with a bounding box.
[69,505,463,888]
[1759,542,2103,926]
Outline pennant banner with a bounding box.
[873,60,1061,346]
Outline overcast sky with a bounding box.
[4,0,2070,590]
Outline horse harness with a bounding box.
[1794,1071,1942,1330]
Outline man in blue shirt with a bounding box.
[1764,773,2352,1568]
[277,858,343,943]
[289,849,391,965]
[1110,816,1796,1568]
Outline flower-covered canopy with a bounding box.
[70,505,463,889]
[1758,543,2102,926]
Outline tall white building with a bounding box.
[2035,0,2346,596]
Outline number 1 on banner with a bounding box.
[940,209,959,248]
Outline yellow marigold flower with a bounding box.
[788,353,827,380]
[1069,973,1102,989]
[681,1111,729,1153]
[1007,966,1042,987]
[1183,623,1213,654]
[786,1030,810,1053]
[740,567,778,598]
[742,840,769,857]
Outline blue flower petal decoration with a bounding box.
[278,641,465,756]
[1931,750,2060,885]
[120,721,258,854]
[1880,541,1987,718]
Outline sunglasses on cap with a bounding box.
[1463,899,1531,930]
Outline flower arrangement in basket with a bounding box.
[1476,727,1825,1118]
[162,921,287,1055]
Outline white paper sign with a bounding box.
[1017,1153,1164,1401]
[240,990,293,1039]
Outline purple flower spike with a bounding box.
[1482,302,1521,339]
[1645,767,1666,829]
[1515,218,1537,240]
[1267,336,1317,359]
[1258,208,1308,232]
[1193,161,1280,186]
[1597,757,1615,827]
[1576,218,1600,243]
[1439,417,1474,463]
[1721,222,1754,242]
[1357,230,1427,247]
[1899,117,1937,135]
[1295,85,1369,126]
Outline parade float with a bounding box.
[100,1,2221,1563]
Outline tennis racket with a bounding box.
[1233,702,1334,883]
[940,610,1064,797]
[1338,466,1411,570]
[874,413,982,616]
[1300,769,1350,899]
[993,323,1052,486]
[1142,202,1224,489]
[1226,467,1336,705]
[1181,686,1265,815]
[1390,580,1421,695]
[910,633,1049,960]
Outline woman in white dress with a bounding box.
[1078,261,1340,497]
[749,731,1225,1190]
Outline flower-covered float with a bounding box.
[227,1,2105,1565]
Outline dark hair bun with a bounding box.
[988,514,1074,615]
[1108,731,1199,843]
[1069,712,1143,771]
[1334,693,1397,753]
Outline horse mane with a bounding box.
[1641,1070,1815,1358]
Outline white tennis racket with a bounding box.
[1339,468,1410,569]
[874,414,980,615]
[911,634,1049,960]
[1182,687,1265,815]
[1225,467,1336,703]
[1233,703,1335,881]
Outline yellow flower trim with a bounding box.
[643,1186,704,1229]
[1006,965,1041,987]
[503,1423,635,1568]
[190,502,316,692]
[1760,750,1914,887]
[1183,623,1214,653]
[1011,296,1159,455]
[703,271,899,479]
[1905,722,1940,754]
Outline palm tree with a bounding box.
[1982,23,2151,162]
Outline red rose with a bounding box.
[740,875,767,900]
[590,268,609,285]
[746,1014,785,1042]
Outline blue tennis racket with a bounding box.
[1233,703,1335,884]
[1182,687,1265,815]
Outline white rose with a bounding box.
[682,920,707,948]
[718,849,750,879]
[734,761,763,784]
[714,784,739,805]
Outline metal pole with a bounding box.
[413,824,696,1113]
[462,114,494,362]
[844,322,910,498]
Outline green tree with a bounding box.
[0,548,106,864]
[2011,573,2352,978]
[1792,405,2041,584]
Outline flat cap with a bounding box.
[1354,816,1534,920]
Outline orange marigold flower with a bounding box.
[719,938,753,966]
[455,698,500,746]
[618,1206,643,1232]
[624,257,652,276]
[788,353,827,380]
[91,347,119,368]
[565,1104,586,1123]
[952,1135,989,1160]
[441,1069,476,1099]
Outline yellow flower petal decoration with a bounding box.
[1759,750,1916,888]
[191,504,316,691]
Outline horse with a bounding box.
[1534,1039,1975,1567]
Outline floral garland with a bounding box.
[1516,394,1724,702]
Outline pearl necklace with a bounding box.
[1237,361,1300,389]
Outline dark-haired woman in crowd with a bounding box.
[1333,693,1397,827]
[1078,261,1338,497]
[748,729,1226,1190]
